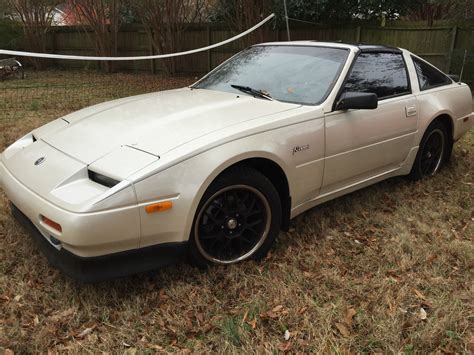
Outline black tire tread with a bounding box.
[408,120,451,180]
[188,166,282,268]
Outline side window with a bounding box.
[342,52,410,99]
[412,56,452,90]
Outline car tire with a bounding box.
[409,120,450,180]
[189,166,282,268]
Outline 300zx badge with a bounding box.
[293,144,310,155]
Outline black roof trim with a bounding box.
[357,44,402,53]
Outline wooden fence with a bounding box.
[42,24,474,85]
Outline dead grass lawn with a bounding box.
[0,71,473,353]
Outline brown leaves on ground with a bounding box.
[335,307,357,337]
[1,72,473,353]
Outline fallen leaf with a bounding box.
[4,349,14,355]
[278,341,292,352]
[13,295,22,302]
[419,307,427,320]
[414,289,426,300]
[298,306,307,314]
[241,309,248,324]
[335,322,350,337]
[76,324,96,338]
[387,297,396,316]
[50,308,75,322]
[149,345,164,350]
[344,308,357,327]
[248,319,257,329]
[468,335,474,352]
[159,289,169,301]
[272,305,283,313]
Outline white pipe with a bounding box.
[0,14,275,61]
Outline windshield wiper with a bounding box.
[230,84,273,101]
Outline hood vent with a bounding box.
[88,170,120,188]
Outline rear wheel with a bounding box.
[189,167,282,267]
[409,121,450,180]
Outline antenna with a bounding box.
[459,49,467,83]
[283,0,291,41]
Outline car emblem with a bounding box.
[292,144,310,155]
[34,157,46,166]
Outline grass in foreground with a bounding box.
[0,71,473,353]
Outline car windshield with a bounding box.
[194,45,348,105]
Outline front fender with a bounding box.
[131,137,292,249]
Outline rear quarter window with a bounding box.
[411,56,452,91]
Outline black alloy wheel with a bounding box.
[409,120,451,180]
[189,167,282,267]
[420,128,445,176]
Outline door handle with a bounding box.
[405,106,417,117]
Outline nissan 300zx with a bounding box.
[1,42,473,281]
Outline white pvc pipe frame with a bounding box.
[0,14,275,61]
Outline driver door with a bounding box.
[321,51,418,194]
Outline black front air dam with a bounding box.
[10,203,187,283]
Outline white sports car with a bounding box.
[1,42,472,281]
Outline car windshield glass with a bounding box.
[194,45,348,105]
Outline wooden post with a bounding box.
[446,26,457,74]
[207,24,212,72]
[355,26,361,43]
[50,29,57,68]
[149,30,156,75]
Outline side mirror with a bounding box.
[335,92,378,110]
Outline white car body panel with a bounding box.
[42,88,299,163]
[1,42,473,262]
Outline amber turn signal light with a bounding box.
[41,215,62,232]
[145,201,173,214]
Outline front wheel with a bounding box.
[189,167,282,267]
[409,120,451,180]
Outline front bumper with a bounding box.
[1,159,187,281]
[0,159,141,257]
[10,203,187,282]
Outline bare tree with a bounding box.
[406,0,474,26]
[212,0,272,47]
[132,0,207,75]
[7,0,58,69]
[67,0,123,72]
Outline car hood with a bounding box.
[40,88,300,164]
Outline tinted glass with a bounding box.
[195,46,348,105]
[412,56,452,90]
[342,52,410,99]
